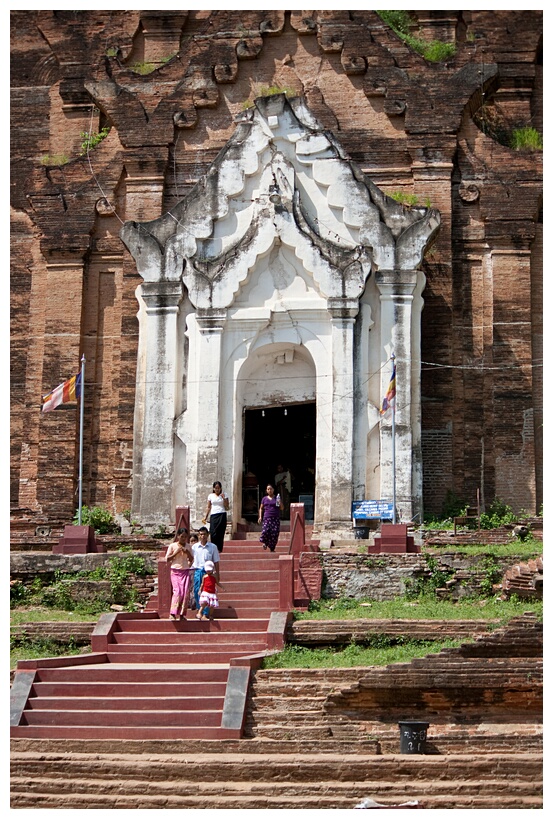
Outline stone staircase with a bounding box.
[10,538,292,741]
[502,557,543,598]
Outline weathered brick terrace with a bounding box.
[11,586,542,809]
[11,613,542,809]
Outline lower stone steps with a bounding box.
[10,751,543,809]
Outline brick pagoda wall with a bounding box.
[10,10,542,524]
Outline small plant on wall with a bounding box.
[243,83,298,110]
[376,11,456,62]
[80,126,110,156]
[41,153,70,166]
[509,127,543,151]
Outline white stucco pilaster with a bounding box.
[185,308,226,524]
[135,280,183,523]
[376,270,418,521]
[327,298,358,521]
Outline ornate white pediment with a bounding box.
[121,94,440,311]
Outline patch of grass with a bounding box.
[257,84,296,98]
[10,607,103,626]
[432,537,543,562]
[41,154,70,166]
[389,191,420,206]
[294,595,542,623]
[262,638,463,669]
[427,538,542,560]
[376,11,456,62]
[129,61,157,75]
[11,636,90,670]
[509,127,542,151]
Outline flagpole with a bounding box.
[78,354,85,525]
[391,352,397,524]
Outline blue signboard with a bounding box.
[352,500,394,520]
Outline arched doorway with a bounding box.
[242,403,316,520]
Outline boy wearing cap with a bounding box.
[191,526,220,614]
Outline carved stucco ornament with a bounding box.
[95,197,116,216]
[459,181,481,202]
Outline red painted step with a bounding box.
[120,618,269,633]
[31,681,227,698]
[29,665,230,682]
[10,725,237,740]
[26,695,225,711]
[20,709,223,727]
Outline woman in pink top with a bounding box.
[165,527,193,620]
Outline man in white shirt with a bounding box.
[192,527,220,612]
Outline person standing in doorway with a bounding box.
[165,527,194,621]
[258,484,284,552]
[192,526,221,616]
[203,481,229,553]
[275,464,291,515]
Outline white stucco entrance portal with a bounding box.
[121,94,440,531]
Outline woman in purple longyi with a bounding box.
[258,484,284,552]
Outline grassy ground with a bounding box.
[423,538,542,559]
[10,606,104,625]
[10,641,90,668]
[263,638,464,669]
[294,595,543,623]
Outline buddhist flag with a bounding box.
[380,360,396,415]
[42,372,81,412]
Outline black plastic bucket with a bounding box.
[354,527,369,540]
[398,721,429,754]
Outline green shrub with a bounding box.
[479,498,517,530]
[73,505,118,534]
[405,554,454,598]
[105,550,151,602]
[10,580,29,607]
[476,555,502,596]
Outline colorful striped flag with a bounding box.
[380,361,396,415]
[42,372,81,412]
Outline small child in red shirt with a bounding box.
[197,560,224,621]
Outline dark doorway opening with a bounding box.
[242,403,316,520]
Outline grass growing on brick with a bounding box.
[425,538,542,559]
[262,637,464,669]
[294,595,542,622]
